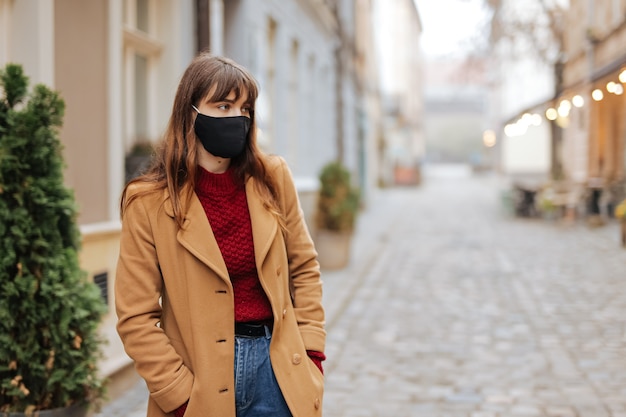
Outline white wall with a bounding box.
[498,44,555,121]
[224,0,338,181]
[501,122,551,174]
[156,0,197,136]
[495,0,557,176]
[1,0,55,86]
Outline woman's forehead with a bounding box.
[203,83,251,102]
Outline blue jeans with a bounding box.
[234,330,292,417]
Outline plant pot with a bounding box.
[0,403,87,417]
[315,229,353,270]
[125,154,152,182]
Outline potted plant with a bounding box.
[0,64,106,416]
[314,161,360,270]
[125,140,155,182]
[614,199,626,247]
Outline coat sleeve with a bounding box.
[115,188,193,413]
[274,157,326,353]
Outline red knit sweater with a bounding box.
[195,166,273,323]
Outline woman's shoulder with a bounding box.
[125,180,162,198]
[122,180,166,211]
[261,153,289,176]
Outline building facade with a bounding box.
[373,0,424,186]
[1,0,197,378]
[494,0,626,217]
[491,0,558,180]
[561,0,626,207]
[0,0,384,384]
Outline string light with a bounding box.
[592,89,604,101]
[607,81,617,93]
[558,99,571,117]
[508,68,626,130]
[546,108,558,120]
[531,114,542,126]
[572,95,584,107]
[483,130,496,147]
[504,123,520,137]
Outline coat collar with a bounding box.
[161,177,278,282]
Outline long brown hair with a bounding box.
[120,53,284,230]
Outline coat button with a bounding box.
[292,353,302,365]
[282,309,287,318]
[314,398,320,409]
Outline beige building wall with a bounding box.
[561,0,626,188]
[55,0,110,224]
[1,0,197,380]
[52,1,129,376]
[561,0,592,184]
[1,0,112,225]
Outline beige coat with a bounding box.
[115,156,325,417]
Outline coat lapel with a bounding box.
[163,188,230,283]
[160,178,278,282]
[246,177,278,271]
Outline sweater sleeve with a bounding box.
[307,350,326,374]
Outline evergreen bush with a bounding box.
[0,64,106,413]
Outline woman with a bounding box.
[115,53,326,417]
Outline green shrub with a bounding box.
[316,161,360,232]
[0,64,106,413]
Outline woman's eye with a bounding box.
[242,107,251,114]
[217,104,230,110]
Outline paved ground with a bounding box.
[93,165,626,417]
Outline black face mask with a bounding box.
[192,105,251,158]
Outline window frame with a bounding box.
[122,0,163,154]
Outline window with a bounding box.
[123,0,162,179]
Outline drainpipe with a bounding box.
[210,0,224,56]
[196,0,210,52]
[585,0,597,179]
[333,1,344,164]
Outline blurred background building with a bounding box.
[560,0,626,216]
[422,57,490,170]
[490,0,555,181]
[0,0,421,388]
[489,0,626,220]
[373,0,424,186]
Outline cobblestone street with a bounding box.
[94,165,626,417]
[322,166,626,417]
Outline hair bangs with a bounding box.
[206,64,258,107]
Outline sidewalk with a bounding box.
[322,171,626,417]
